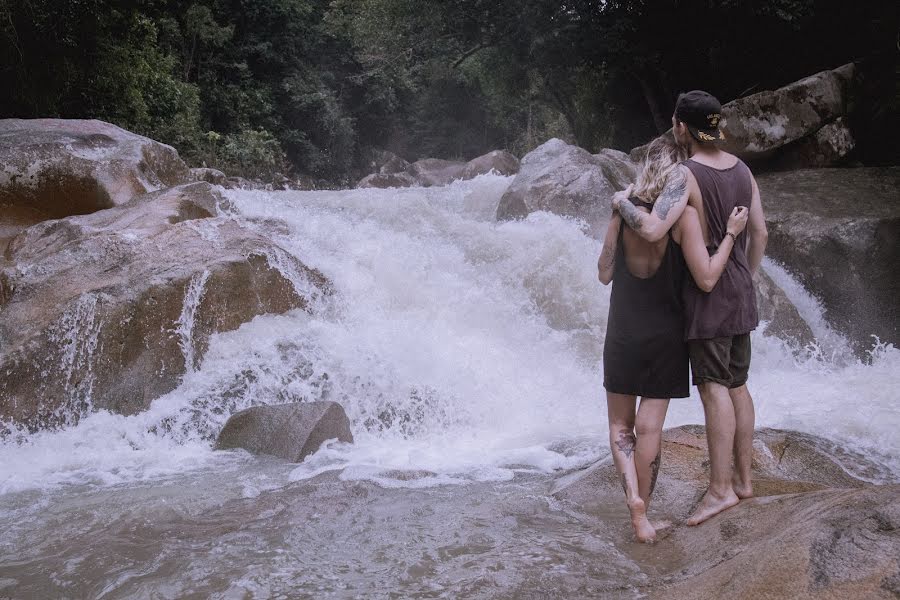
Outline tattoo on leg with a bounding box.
[615,429,636,458]
[649,451,661,497]
[652,166,688,220]
[620,473,628,496]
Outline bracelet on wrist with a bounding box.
[725,231,737,243]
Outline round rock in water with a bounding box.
[215,402,354,462]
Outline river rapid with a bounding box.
[1,175,898,598]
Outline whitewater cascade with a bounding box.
[0,175,897,494]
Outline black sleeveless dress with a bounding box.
[603,198,690,399]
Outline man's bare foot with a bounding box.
[732,476,753,499]
[627,497,657,542]
[686,489,740,526]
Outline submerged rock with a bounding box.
[0,182,331,430]
[216,401,353,462]
[758,167,900,348]
[496,138,635,235]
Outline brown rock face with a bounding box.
[405,158,467,187]
[554,425,899,599]
[758,167,900,348]
[0,183,331,430]
[460,150,520,179]
[357,171,418,189]
[496,138,635,236]
[770,116,856,170]
[215,401,354,462]
[721,63,854,159]
[0,119,190,250]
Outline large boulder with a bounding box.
[553,425,890,519]
[460,150,520,179]
[215,401,354,462]
[554,425,899,599]
[647,485,899,599]
[758,167,900,348]
[496,138,635,235]
[405,158,467,187]
[0,119,190,240]
[0,182,331,430]
[770,116,856,170]
[357,171,418,189]
[189,167,228,186]
[721,63,855,159]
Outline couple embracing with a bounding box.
[597,91,768,542]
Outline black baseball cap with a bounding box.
[674,90,725,142]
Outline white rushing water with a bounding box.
[1,174,898,496]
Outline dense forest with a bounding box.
[2,0,898,183]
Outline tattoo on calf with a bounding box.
[615,429,637,458]
[649,451,661,497]
[653,166,687,220]
[620,473,628,496]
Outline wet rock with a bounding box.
[755,267,815,347]
[368,149,411,175]
[460,150,520,179]
[190,167,228,186]
[758,167,900,348]
[496,138,635,236]
[223,176,265,190]
[0,182,331,430]
[0,118,191,250]
[647,485,900,599]
[357,171,418,189]
[771,116,856,170]
[721,63,854,159]
[405,158,467,187]
[215,401,353,462]
[553,425,892,520]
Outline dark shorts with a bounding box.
[688,333,751,388]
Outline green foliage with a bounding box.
[1,0,897,180]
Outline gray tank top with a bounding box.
[682,158,759,340]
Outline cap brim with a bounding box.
[688,125,725,142]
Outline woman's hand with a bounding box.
[611,184,634,212]
[726,206,749,236]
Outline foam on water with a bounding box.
[1,175,898,497]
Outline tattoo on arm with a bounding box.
[616,200,644,232]
[615,429,636,458]
[649,451,661,497]
[599,244,615,271]
[653,167,687,220]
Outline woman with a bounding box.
[596,135,748,542]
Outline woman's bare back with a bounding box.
[621,207,669,278]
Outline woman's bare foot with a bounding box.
[686,489,740,526]
[627,497,657,542]
[732,476,753,499]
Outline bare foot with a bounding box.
[686,489,740,526]
[732,476,753,499]
[627,497,657,542]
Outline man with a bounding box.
[611,90,768,526]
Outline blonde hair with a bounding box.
[632,135,688,204]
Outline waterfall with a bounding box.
[0,175,897,494]
[174,270,210,374]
